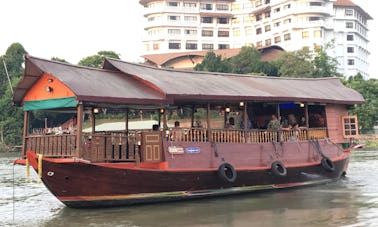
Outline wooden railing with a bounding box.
[83,131,141,162]
[26,134,76,157]
[168,127,328,143]
[25,130,144,162]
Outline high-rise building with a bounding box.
[140,0,372,78]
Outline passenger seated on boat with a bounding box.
[171,121,183,141]
[226,117,235,129]
[267,114,281,130]
[152,124,159,131]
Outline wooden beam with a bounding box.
[305,103,309,127]
[76,103,84,158]
[91,112,96,134]
[244,102,248,142]
[125,109,129,133]
[22,111,29,158]
[207,103,211,142]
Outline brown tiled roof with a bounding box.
[334,0,357,7]
[104,58,364,105]
[142,46,284,67]
[334,0,372,19]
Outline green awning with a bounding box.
[23,97,78,111]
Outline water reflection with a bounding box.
[1,150,378,227]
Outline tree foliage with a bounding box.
[312,41,340,77]
[345,74,378,130]
[194,52,231,72]
[273,48,315,78]
[78,51,121,68]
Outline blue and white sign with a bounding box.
[185,147,201,154]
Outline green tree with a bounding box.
[312,41,340,77]
[194,52,231,73]
[78,51,120,68]
[346,74,378,130]
[273,48,314,78]
[51,57,69,63]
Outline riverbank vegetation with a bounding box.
[0,42,377,151]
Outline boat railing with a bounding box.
[25,134,76,157]
[168,127,328,143]
[82,130,142,162]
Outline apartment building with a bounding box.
[139,0,371,78]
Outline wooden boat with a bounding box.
[14,55,364,208]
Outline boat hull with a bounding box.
[26,151,349,208]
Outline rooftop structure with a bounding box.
[139,0,372,78]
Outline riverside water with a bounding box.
[1,150,378,227]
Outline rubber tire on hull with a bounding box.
[218,163,237,183]
[271,161,287,177]
[321,157,335,172]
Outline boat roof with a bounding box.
[13,55,364,110]
[104,58,364,105]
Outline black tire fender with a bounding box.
[271,161,287,177]
[321,157,335,172]
[218,162,237,183]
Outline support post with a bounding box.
[76,103,84,158]
[22,111,30,158]
[125,109,129,134]
[244,102,248,142]
[163,109,168,130]
[305,103,309,127]
[91,112,96,134]
[207,103,211,142]
[191,105,195,128]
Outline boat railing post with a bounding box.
[22,111,30,158]
[76,102,84,158]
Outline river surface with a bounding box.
[1,150,378,227]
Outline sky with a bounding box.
[0,0,376,77]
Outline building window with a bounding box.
[346,22,354,28]
[265,25,271,32]
[284,18,291,24]
[186,43,197,50]
[216,4,229,11]
[202,43,214,50]
[302,31,309,39]
[274,7,280,13]
[284,33,291,41]
[168,15,180,21]
[167,2,179,7]
[200,3,212,10]
[314,30,322,38]
[153,43,159,50]
[348,59,355,65]
[265,11,271,18]
[245,28,253,36]
[256,0,262,7]
[148,17,155,22]
[265,39,271,46]
[145,44,150,51]
[309,17,321,21]
[347,34,354,41]
[184,16,197,21]
[184,29,197,35]
[233,28,240,37]
[284,4,291,10]
[168,29,181,35]
[184,2,196,8]
[309,2,322,6]
[274,36,281,43]
[256,41,262,48]
[265,0,270,4]
[345,9,354,16]
[256,28,262,35]
[169,42,181,49]
[202,30,213,37]
[218,44,229,49]
[256,14,262,21]
[347,47,354,53]
[218,30,229,37]
[274,22,280,27]
[201,17,213,23]
[218,17,229,24]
